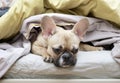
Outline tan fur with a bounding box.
[31,16,103,63]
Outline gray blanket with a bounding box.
[0,13,120,79]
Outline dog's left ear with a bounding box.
[41,16,56,39]
[72,18,89,40]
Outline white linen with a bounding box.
[0,36,30,79]
[4,51,120,79]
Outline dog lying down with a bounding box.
[29,16,103,68]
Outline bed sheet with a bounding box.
[3,51,120,79]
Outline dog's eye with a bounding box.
[52,46,62,54]
[71,48,78,54]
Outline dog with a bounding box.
[31,16,103,67]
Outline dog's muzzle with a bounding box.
[54,51,77,67]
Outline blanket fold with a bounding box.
[0,35,30,78]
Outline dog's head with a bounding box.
[41,16,89,67]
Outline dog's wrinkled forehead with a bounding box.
[48,29,80,50]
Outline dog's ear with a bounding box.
[72,18,89,40]
[41,16,56,39]
[29,25,41,43]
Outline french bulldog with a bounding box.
[31,16,103,67]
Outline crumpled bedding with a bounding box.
[1,0,120,39]
[0,35,30,79]
[0,0,16,16]
[4,51,120,79]
[1,13,120,79]
[0,0,15,8]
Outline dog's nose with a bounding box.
[62,52,71,60]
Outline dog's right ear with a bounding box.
[72,18,89,40]
[41,16,56,39]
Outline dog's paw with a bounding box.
[95,47,104,51]
[44,56,54,63]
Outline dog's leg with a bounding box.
[32,41,53,63]
[79,43,104,51]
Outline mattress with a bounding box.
[3,51,120,79]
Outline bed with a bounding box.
[1,51,120,83]
[2,51,120,79]
[1,0,120,82]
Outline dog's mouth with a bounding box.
[53,52,77,68]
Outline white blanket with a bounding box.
[4,51,120,79]
[0,36,31,78]
[1,13,120,79]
